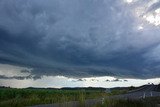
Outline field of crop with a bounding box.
[0,87,107,107]
[0,86,135,107]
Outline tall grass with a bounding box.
[78,90,85,107]
[0,88,106,107]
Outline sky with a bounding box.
[0,0,160,88]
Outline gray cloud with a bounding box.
[0,0,160,79]
[0,75,41,80]
[111,78,122,82]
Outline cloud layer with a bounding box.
[0,0,160,79]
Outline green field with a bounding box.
[0,87,108,107]
[1,87,159,107]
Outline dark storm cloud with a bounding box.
[0,0,160,79]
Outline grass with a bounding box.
[0,87,136,107]
[0,88,106,107]
[108,90,127,96]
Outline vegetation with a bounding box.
[0,87,106,107]
[0,86,140,107]
[108,89,127,96]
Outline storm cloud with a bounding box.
[0,0,160,79]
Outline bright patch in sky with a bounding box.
[131,0,160,26]
[124,0,133,3]
[143,8,160,26]
[137,25,144,30]
[0,76,160,88]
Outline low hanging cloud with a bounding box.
[0,75,41,80]
[0,0,160,79]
